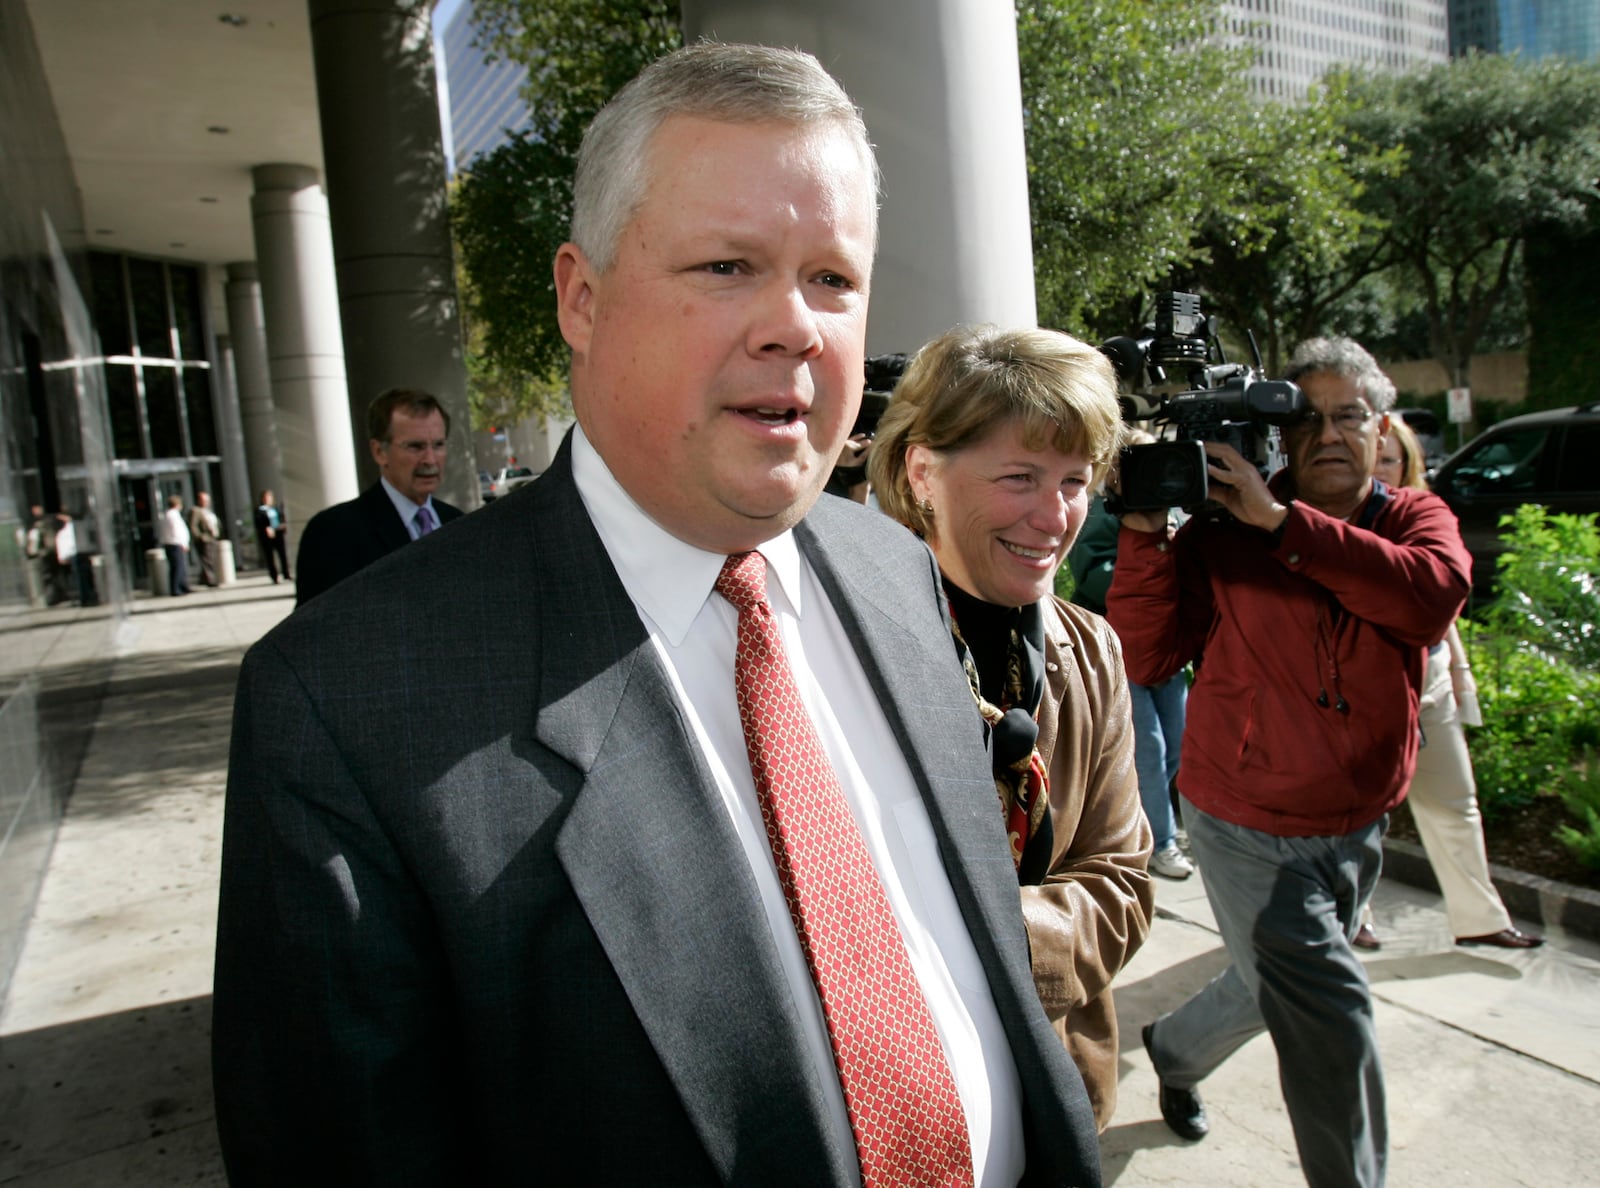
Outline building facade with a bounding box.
[1223,0,1450,100]
[1450,0,1600,61]
[436,0,534,174]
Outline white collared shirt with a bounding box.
[571,426,1024,1188]
[379,477,437,540]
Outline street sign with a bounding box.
[1447,387,1472,424]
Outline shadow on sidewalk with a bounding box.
[56,650,243,824]
[0,994,222,1183]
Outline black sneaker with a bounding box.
[1143,1022,1209,1141]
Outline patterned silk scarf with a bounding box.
[943,579,1053,882]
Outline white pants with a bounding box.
[1407,646,1511,938]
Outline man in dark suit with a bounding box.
[252,489,289,584]
[214,43,1101,1186]
[293,388,464,607]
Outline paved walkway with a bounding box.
[2,573,1598,1185]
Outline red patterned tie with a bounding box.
[715,551,974,1187]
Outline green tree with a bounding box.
[1017,0,1249,337]
[1341,53,1600,393]
[1525,205,1600,410]
[1016,0,1368,348]
[450,1,681,421]
[1183,73,1402,373]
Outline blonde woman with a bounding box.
[870,323,1154,1128]
[1356,417,1542,950]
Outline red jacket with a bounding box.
[1107,478,1471,837]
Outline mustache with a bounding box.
[413,466,442,478]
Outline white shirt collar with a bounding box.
[569,424,805,645]
[379,476,434,530]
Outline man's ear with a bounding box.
[369,438,386,467]
[554,242,598,357]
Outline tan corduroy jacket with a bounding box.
[1020,596,1154,1130]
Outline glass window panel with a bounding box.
[127,257,174,360]
[105,364,144,459]
[170,265,205,361]
[1441,427,1549,496]
[144,365,184,458]
[183,367,217,456]
[89,253,132,356]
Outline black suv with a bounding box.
[1429,402,1600,598]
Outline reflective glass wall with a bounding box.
[0,0,122,1001]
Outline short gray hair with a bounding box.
[1285,336,1397,412]
[570,42,879,272]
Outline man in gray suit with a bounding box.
[213,43,1100,1186]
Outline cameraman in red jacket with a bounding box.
[1109,336,1470,1188]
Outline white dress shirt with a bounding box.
[157,506,190,549]
[571,426,1024,1187]
[379,477,438,540]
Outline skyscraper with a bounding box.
[434,0,533,175]
[1450,0,1600,61]
[1222,0,1450,100]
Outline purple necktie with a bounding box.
[414,505,437,537]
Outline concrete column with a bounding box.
[680,0,1038,355]
[248,165,359,526]
[307,0,476,511]
[211,333,256,556]
[223,263,286,518]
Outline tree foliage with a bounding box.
[1016,0,1248,337]
[450,1,681,422]
[1015,0,1369,349]
[1181,74,1403,373]
[1340,53,1600,390]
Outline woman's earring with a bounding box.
[917,497,934,516]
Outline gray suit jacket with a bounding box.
[213,437,1100,1186]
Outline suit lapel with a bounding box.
[362,481,414,555]
[796,510,1023,955]
[532,452,850,1185]
[798,506,1102,1183]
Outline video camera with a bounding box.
[1099,292,1305,513]
[826,353,907,497]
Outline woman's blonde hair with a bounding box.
[869,324,1123,536]
[1382,416,1427,491]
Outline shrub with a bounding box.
[1464,505,1600,820]
[1555,749,1600,872]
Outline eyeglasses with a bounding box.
[387,438,449,457]
[1285,407,1375,436]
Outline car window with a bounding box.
[1440,426,1551,496]
[1553,424,1600,493]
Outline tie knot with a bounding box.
[414,505,436,536]
[715,551,767,611]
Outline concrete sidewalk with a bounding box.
[2,572,1598,1185]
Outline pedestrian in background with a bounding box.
[1068,432,1195,882]
[157,494,191,596]
[189,491,221,587]
[1352,417,1542,952]
[253,490,289,585]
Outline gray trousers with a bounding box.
[1147,797,1387,1188]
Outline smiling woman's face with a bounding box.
[907,419,1094,608]
[1375,432,1404,489]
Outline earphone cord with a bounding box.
[1315,603,1350,714]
